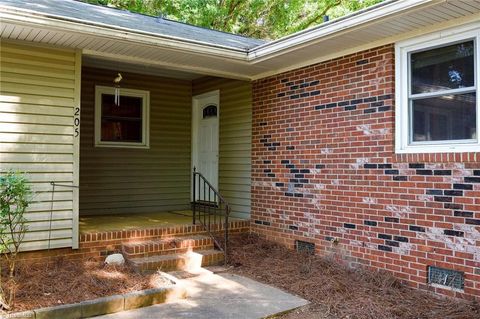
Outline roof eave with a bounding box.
[247,0,442,62]
[0,5,251,60]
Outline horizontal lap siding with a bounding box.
[0,41,79,251]
[193,77,252,219]
[80,67,191,215]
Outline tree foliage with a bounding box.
[82,0,383,39]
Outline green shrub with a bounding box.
[0,171,31,309]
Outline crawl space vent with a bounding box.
[295,240,315,255]
[428,266,464,290]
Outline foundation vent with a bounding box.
[295,240,315,255]
[428,266,464,290]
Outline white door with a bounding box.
[192,91,219,201]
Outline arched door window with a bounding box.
[203,104,217,119]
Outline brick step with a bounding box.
[122,235,214,259]
[129,249,225,273]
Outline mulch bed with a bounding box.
[228,233,480,319]
[3,258,160,312]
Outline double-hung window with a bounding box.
[94,86,150,148]
[395,26,480,153]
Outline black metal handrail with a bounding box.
[192,168,230,266]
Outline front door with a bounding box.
[192,91,219,200]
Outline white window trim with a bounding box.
[94,85,150,149]
[395,23,480,154]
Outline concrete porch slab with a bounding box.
[90,272,309,319]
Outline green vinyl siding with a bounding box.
[193,77,252,219]
[0,41,80,251]
[80,67,192,215]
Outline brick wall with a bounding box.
[251,44,480,299]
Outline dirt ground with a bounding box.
[3,258,162,312]
[228,233,480,319]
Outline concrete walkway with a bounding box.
[91,272,309,319]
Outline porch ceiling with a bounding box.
[82,55,204,81]
[1,0,479,80]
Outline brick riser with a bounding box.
[16,220,249,262]
[129,250,225,273]
[122,235,215,259]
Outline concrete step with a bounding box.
[122,235,215,259]
[129,249,225,273]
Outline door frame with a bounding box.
[191,90,220,199]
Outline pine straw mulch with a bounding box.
[227,233,480,319]
[3,257,161,313]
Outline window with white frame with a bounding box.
[94,86,150,148]
[395,26,480,153]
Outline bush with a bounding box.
[0,171,31,309]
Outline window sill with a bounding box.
[396,144,480,154]
[94,142,150,149]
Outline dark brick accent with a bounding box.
[385,217,399,223]
[444,229,464,237]
[444,203,463,210]
[465,177,480,183]
[364,220,377,226]
[409,163,425,169]
[434,196,452,203]
[409,225,425,232]
[356,59,368,65]
[434,170,452,176]
[254,220,262,225]
[393,176,408,181]
[377,94,392,100]
[386,240,400,247]
[289,225,299,231]
[444,190,463,196]
[378,164,392,169]
[286,146,295,150]
[453,184,473,190]
[394,236,409,243]
[417,170,433,175]
[378,234,392,240]
[426,189,443,195]
[316,164,325,169]
[275,183,284,187]
[385,170,399,175]
[344,223,356,229]
[378,245,392,252]
[454,211,474,217]
[378,106,391,112]
[364,164,377,169]
[466,219,480,225]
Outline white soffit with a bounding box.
[0,0,479,80]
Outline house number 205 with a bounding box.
[74,107,80,137]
